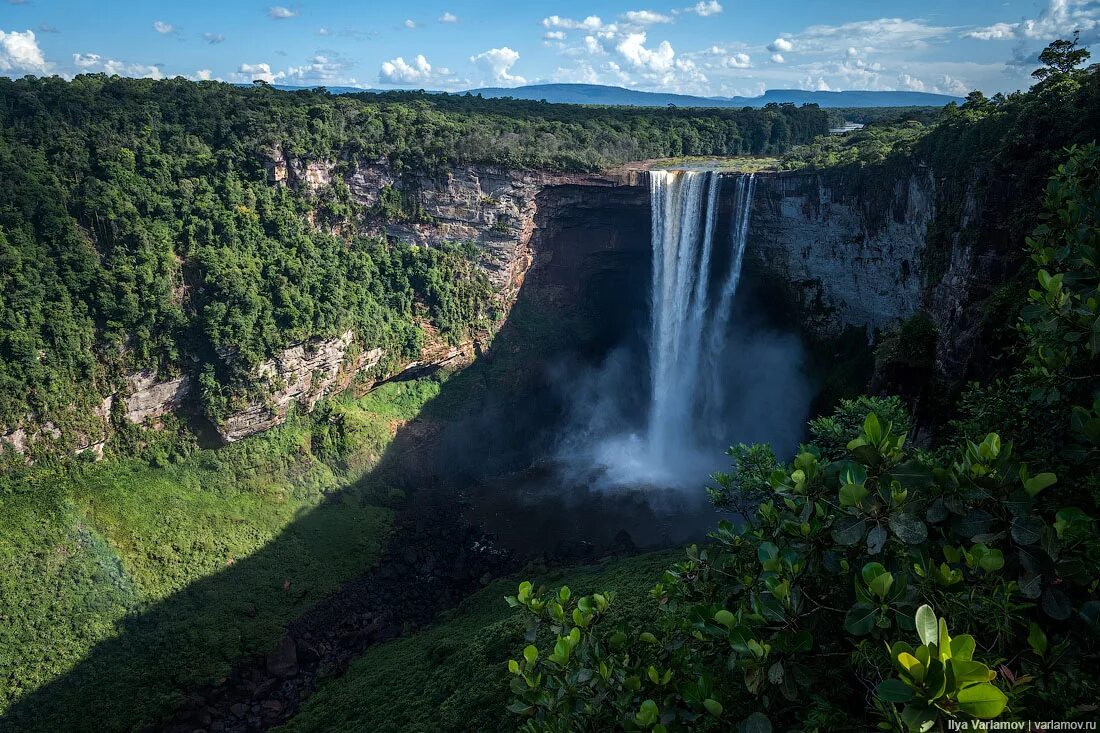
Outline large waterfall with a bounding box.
[555,167,784,493]
[646,170,756,464]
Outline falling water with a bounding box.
[645,169,756,464]
[555,168,763,491]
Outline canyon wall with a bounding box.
[742,168,932,338]
[2,151,1004,459]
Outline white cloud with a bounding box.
[584,35,607,55]
[967,0,1100,42]
[73,52,100,68]
[153,21,174,35]
[543,15,606,31]
[617,32,675,73]
[689,1,723,16]
[203,32,225,44]
[0,29,48,74]
[622,10,672,26]
[847,46,860,57]
[771,52,785,63]
[438,12,458,23]
[316,27,330,36]
[195,69,213,80]
[794,18,954,53]
[378,54,452,85]
[404,19,417,29]
[768,37,794,53]
[966,22,1018,41]
[723,52,751,68]
[239,62,284,83]
[471,46,526,85]
[897,73,926,91]
[544,30,566,41]
[268,6,297,20]
[73,52,163,79]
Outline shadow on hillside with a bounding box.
[2,187,719,732]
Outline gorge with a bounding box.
[1,64,1098,733]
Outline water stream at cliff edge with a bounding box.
[557,169,764,491]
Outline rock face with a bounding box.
[219,330,385,443]
[123,371,194,426]
[742,168,932,338]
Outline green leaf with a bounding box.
[889,513,928,544]
[558,586,571,603]
[956,683,1008,718]
[915,605,938,647]
[950,634,975,662]
[1042,587,1072,620]
[1023,472,1057,497]
[877,678,914,703]
[832,516,867,546]
[704,698,724,717]
[714,609,736,629]
[1011,515,1043,545]
[1027,622,1048,656]
[840,482,870,508]
[844,603,878,636]
[740,712,773,733]
[900,703,938,733]
[523,645,538,665]
[639,631,659,644]
[507,659,519,674]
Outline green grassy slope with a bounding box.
[0,377,442,729]
[278,551,680,733]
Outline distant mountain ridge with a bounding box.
[265,82,961,108]
[465,83,962,108]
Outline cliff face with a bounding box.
[0,153,1005,460]
[742,168,932,338]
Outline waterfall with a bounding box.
[645,169,756,462]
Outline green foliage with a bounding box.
[0,376,441,727]
[501,132,1100,731]
[1032,32,1092,81]
[877,605,1007,731]
[276,553,679,733]
[506,399,1099,730]
[1,76,822,453]
[781,120,930,170]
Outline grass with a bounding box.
[277,551,681,733]
[0,377,442,729]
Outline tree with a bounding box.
[1032,32,1092,81]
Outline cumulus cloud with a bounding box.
[689,1,723,16]
[543,15,606,31]
[966,22,1018,41]
[768,37,794,53]
[544,30,566,41]
[239,62,283,83]
[195,69,213,80]
[967,0,1100,42]
[73,52,163,79]
[438,12,458,23]
[617,32,675,73]
[622,10,672,26]
[203,32,225,44]
[404,19,417,29]
[268,6,297,20]
[153,21,174,35]
[0,29,48,74]
[771,52,785,63]
[471,46,526,85]
[378,54,455,86]
[722,52,751,68]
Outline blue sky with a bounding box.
[1,1,1098,96]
